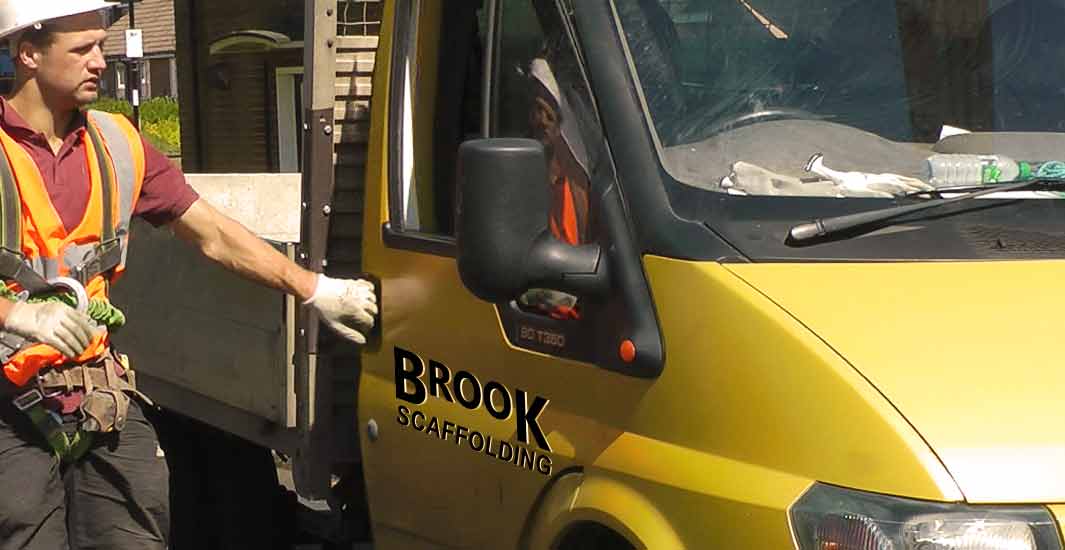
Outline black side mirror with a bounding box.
[456,139,608,302]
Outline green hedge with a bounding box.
[86,96,132,118]
[139,97,179,124]
[85,97,181,156]
[142,118,180,156]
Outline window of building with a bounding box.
[276,67,304,173]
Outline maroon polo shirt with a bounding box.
[0,98,199,230]
[0,99,200,412]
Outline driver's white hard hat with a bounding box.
[529,57,591,177]
[0,0,118,41]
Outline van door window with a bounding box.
[387,0,486,241]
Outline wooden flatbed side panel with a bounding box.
[110,174,302,431]
[112,220,292,424]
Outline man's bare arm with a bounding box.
[170,198,318,301]
[169,198,377,343]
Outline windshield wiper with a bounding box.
[787,178,1064,245]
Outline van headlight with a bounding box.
[789,483,1062,550]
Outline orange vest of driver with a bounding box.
[0,111,145,386]
[549,176,589,246]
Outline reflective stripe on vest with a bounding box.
[0,111,145,386]
[88,110,145,270]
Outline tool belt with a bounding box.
[6,351,149,462]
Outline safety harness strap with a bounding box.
[13,389,93,463]
[0,138,18,253]
[83,119,115,245]
[0,251,48,294]
[9,354,142,462]
[0,144,50,294]
[0,132,38,365]
[75,118,121,286]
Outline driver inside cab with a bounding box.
[518,55,592,320]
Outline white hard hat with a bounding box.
[0,0,118,41]
[529,57,591,177]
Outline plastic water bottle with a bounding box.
[924,154,1030,188]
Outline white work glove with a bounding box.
[720,161,843,197]
[305,274,378,344]
[806,153,934,197]
[3,301,98,359]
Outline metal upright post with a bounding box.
[293,0,337,500]
[125,1,140,127]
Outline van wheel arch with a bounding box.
[555,521,635,550]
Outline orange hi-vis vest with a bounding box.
[0,111,145,386]
[546,176,586,321]
[549,176,583,246]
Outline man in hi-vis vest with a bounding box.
[0,2,378,548]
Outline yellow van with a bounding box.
[115,0,1065,548]
[357,0,1065,548]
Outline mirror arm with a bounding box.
[526,232,610,297]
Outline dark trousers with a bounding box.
[0,399,170,550]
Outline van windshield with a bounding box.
[614,0,1065,201]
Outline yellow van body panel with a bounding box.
[638,256,960,502]
[728,260,1065,503]
[1050,505,1065,530]
[364,0,392,233]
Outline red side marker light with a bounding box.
[619,340,636,363]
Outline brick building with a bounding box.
[102,0,179,99]
[175,0,380,173]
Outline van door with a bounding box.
[358,1,652,548]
